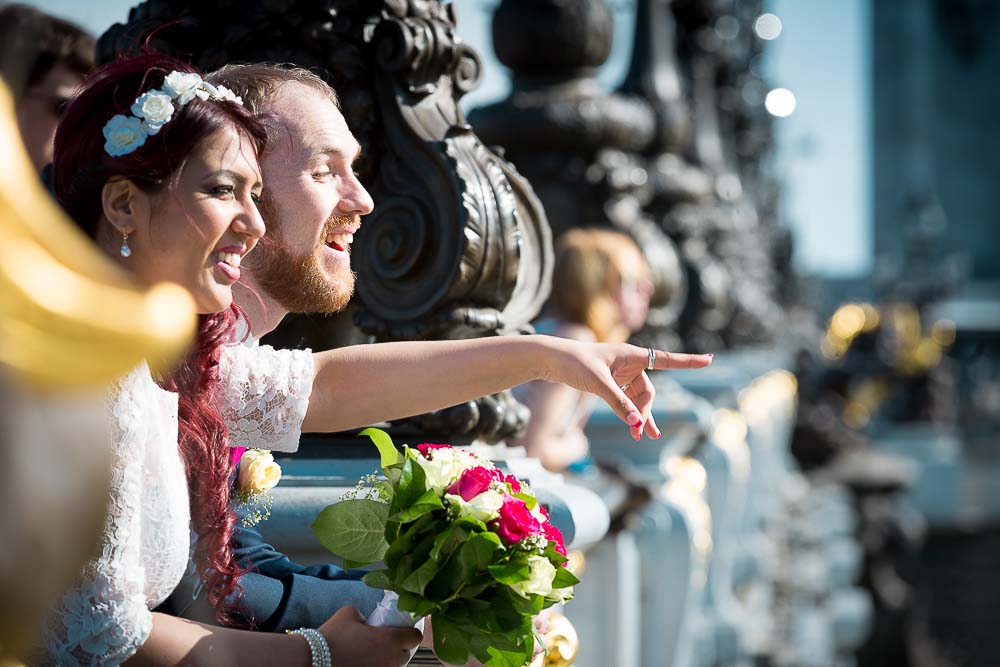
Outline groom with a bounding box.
[159,65,386,635]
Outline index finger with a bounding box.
[652,350,714,370]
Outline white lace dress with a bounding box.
[37,344,313,666]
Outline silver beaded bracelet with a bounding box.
[287,627,332,667]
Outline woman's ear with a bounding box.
[100,179,149,235]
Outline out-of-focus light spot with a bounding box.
[830,303,866,340]
[755,13,783,40]
[931,319,957,347]
[715,15,741,40]
[861,303,881,332]
[765,88,796,117]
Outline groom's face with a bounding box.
[249,82,374,314]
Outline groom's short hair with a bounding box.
[206,63,340,117]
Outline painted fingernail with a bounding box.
[706,353,714,358]
[627,412,643,426]
[654,427,662,439]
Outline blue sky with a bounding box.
[24,0,872,278]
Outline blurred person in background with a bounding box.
[513,228,656,472]
[0,3,93,172]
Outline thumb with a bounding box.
[598,378,643,430]
[338,605,364,623]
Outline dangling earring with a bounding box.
[120,230,132,258]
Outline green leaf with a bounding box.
[512,492,537,510]
[400,557,440,596]
[488,558,531,585]
[429,524,468,562]
[391,457,427,514]
[391,489,444,523]
[552,566,580,589]
[461,532,502,573]
[359,427,400,469]
[361,569,393,590]
[396,591,438,618]
[311,498,389,565]
[431,613,472,666]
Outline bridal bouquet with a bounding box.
[311,429,578,667]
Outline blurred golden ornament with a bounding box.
[530,613,579,667]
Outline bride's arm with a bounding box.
[129,607,421,667]
[302,335,712,440]
[127,613,308,667]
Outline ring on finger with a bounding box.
[647,347,656,372]
[620,382,631,392]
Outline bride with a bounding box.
[38,52,711,667]
[38,52,420,667]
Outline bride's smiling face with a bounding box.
[103,125,265,313]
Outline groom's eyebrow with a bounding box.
[311,144,363,164]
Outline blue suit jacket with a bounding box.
[157,520,382,631]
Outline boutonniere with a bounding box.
[234,448,282,527]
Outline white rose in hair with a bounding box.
[216,85,243,105]
[130,90,174,134]
[102,115,148,157]
[162,71,204,105]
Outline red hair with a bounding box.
[52,52,268,625]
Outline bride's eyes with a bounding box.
[209,184,236,198]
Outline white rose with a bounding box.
[102,115,148,157]
[548,585,575,604]
[511,555,556,598]
[417,448,476,491]
[130,90,174,134]
[238,449,282,494]
[446,488,504,522]
[215,84,243,105]
[162,71,204,105]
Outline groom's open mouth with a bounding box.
[324,230,355,253]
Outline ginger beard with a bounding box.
[250,198,356,314]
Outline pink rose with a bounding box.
[505,474,522,493]
[494,495,544,545]
[416,443,452,457]
[447,466,495,501]
[543,520,567,558]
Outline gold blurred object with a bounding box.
[564,549,586,578]
[0,75,194,662]
[0,78,196,389]
[530,613,580,667]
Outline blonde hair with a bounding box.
[206,62,339,116]
[548,228,650,343]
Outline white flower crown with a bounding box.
[102,71,244,157]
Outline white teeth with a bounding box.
[216,251,242,268]
[325,233,354,248]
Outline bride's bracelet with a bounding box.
[286,627,332,667]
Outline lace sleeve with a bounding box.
[39,369,155,666]
[218,343,315,453]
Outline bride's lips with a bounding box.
[212,244,248,283]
